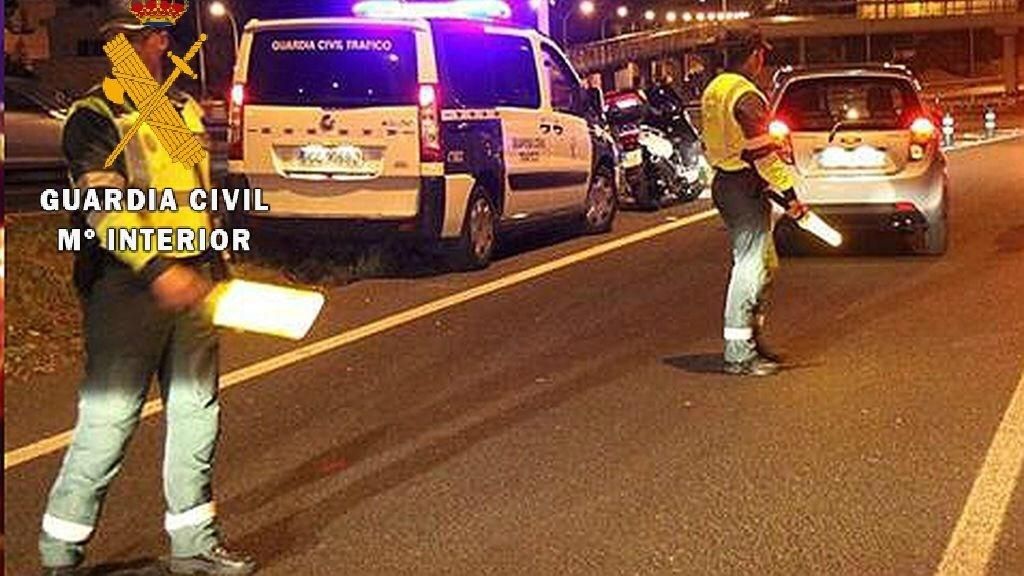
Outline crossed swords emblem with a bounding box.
[100,32,209,169]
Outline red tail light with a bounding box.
[909,116,936,161]
[228,83,246,161]
[619,128,641,149]
[768,119,790,141]
[418,84,442,163]
[910,117,935,143]
[768,119,795,164]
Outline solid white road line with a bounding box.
[4,208,720,470]
[935,364,1024,576]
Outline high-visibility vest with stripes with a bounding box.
[68,91,212,271]
[700,72,764,172]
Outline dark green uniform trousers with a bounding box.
[40,259,221,567]
[711,168,780,364]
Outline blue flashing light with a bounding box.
[353,0,513,20]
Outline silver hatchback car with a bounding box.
[770,65,948,254]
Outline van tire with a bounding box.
[447,188,497,271]
[580,166,617,234]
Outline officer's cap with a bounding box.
[99,0,148,36]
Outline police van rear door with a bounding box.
[238,20,431,218]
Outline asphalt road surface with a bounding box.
[5,136,1024,575]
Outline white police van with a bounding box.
[227,7,618,269]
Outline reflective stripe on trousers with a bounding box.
[40,262,221,567]
[711,168,779,364]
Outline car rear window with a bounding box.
[775,77,922,131]
[247,26,418,108]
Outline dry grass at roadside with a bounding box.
[4,213,82,386]
[3,213,441,387]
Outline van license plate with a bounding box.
[297,144,373,172]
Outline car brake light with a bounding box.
[909,116,935,161]
[910,117,935,142]
[419,84,442,163]
[619,127,640,148]
[768,119,790,141]
[228,83,246,161]
[768,119,794,164]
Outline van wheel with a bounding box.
[581,166,617,234]
[447,188,497,271]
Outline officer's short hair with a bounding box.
[726,31,772,69]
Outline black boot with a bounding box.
[723,356,780,377]
[168,545,256,575]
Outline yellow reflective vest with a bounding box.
[66,90,212,274]
[700,72,795,193]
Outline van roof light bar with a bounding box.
[353,0,513,20]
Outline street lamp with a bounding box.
[602,5,630,39]
[562,0,596,47]
[209,1,240,54]
[666,10,678,23]
[644,9,656,22]
[682,11,693,22]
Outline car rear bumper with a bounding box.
[796,160,947,227]
[803,203,930,233]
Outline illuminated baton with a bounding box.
[769,191,843,248]
[205,279,325,340]
[104,33,208,169]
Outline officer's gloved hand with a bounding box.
[774,188,808,219]
[786,199,808,220]
[151,264,213,311]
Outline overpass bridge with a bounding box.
[568,0,1024,95]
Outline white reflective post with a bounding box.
[941,113,955,147]
[984,108,997,139]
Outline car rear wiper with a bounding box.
[828,120,849,144]
[828,119,873,143]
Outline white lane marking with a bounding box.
[935,364,1024,576]
[4,209,719,470]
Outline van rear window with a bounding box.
[247,27,418,107]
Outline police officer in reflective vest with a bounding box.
[38,4,255,574]
[700,32,805,377]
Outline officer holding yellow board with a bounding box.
[701,32,806,378]
[38,2,255,574]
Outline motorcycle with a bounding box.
[605,86,709,210]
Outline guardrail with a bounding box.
[764,0,1020,18]
[570,2,1024,73]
